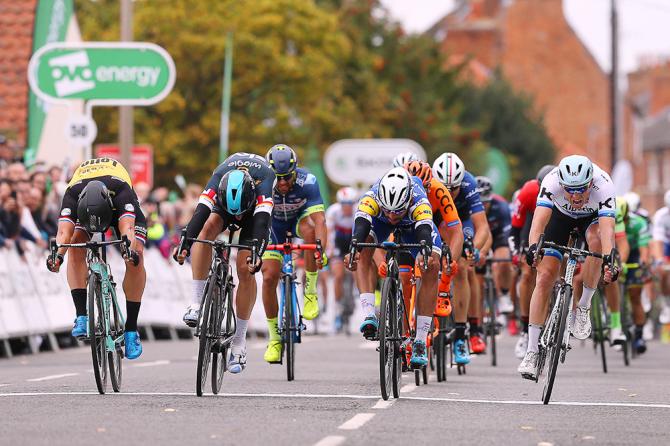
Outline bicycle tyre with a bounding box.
[284,276,295,382]
[542,284,571,404]
[211,279,228,395]
[378,277,395,400]
[486,279,497,367]
[435,317,447,382]
[620,285,632,365]
[592,292,608,374]
[392,281,404,399]
[88,274,108,395]
[108,295,123,393]
[196,280,214,397]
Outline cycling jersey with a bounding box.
[453,171,485,221]
[326,202,355,259]
[511,179,539,230]
[652,207,670,243]
[486,194,512,250]
[424,178,461,228]
[536,165,616,219]
[627,213,650,250]
[68,158,132,188]
[271,168,325,221]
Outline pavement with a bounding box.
[1,330,669,446]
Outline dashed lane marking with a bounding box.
[400,384,415,393]
[313,435,346,446]
[26,373,79,382]
[130,360,171,368]
[372,399,394,409]
[338,413,375,430]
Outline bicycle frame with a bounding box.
[87,249,125,353]
[277,250,301,343]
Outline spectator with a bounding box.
[26,187,57,238]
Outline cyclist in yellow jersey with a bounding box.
[47,158,147,360]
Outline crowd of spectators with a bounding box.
[0,134,202,259]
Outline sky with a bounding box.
[380,0,670,73]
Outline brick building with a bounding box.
[428,0,611,168]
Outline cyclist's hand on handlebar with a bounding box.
[602,262,619,284]
[525,243,538,267]
[46,253,63,273]
[246,251,262,274]
[315,251,328,269]
[417,248,436,271]
[378,261,388,278]
[344,251,360,272]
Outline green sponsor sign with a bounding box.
[483,147,511,195]
[28,42,175,105]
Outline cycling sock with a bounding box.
[610,311,621,329]
[71,288,87,317]
[232,318,249,348]
[527,324,543,353]
[125,301,141,332]
[521,316,530,333]
[455,322,467,340]
[192,279,206,306]
[578,285,597,308]
[468,317,480,334]
[415,316,432,344]
[635,325,644,339]
[360,292,376,317]
[266,317,280,342]
[305,271,318,295]
[501,288,509,295]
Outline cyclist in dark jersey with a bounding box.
[47,158,146,360]
[174,152,275,374]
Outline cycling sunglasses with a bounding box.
[275,172,296,183]
[562,183,590,195]
[381,207,407,216]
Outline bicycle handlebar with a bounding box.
[50,235,139,266]
[348,239,431,272]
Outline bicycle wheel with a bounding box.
[108,295,124,393]
[435,317,447,382]
[542,285,571,405]
[196,280,214,397]
[378,278,395,400]
[620,285,631,365]
[284,276,296,382]
[485,279,497,367]
[392,283,404,398]
[88,274,108,394]
[592,292,608,374]
[211,279,229,395]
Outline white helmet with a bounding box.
[432,152,465,187]
[392,151,419,168]
[336,186,358,204]
[623,191,641,213]
[665,190,670,209]
[376,167,413,212]
[557,155,593,187]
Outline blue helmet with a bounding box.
[266,144,298,176]
[217,170,256,216]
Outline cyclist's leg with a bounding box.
[297,216,319,320]
[119,212,147,332]
[493,243,513,311]
[66,227,91,336]
[356,219,391,336]
[604,281,624,343]
[190,212,225,301]
[572,222,604,339]
[467,266,485,352]
[261,220,286,360]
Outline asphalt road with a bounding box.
[1,331,669,446]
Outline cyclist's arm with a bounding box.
[651,211,667,261]
[55,190,78,256]
[528,205,552,246]
[352,217,371,244]
[471,210,490,251]
[310,210,328,251]
[54,220,75,257]
[598,216,615,255]
[439,221,463,263]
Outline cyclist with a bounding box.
[510,165,555,359]
[326,187,359,332]
[175,152,275,374]
[651,190,670,328]
[345,167,442,367]
[46,158,146,360]
[518,155,617,380]
[432,152,491,363]
[260,144,326,364]
[392,151,419,168]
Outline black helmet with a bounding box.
[77,180,114,233]
[476,175,493,202]
[266,144,298,176]
[536,164,556,184]
[218,169,256,216]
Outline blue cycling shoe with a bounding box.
[124,331,143,360]
[71,316,88,338]
[410,340,428,368]
[633,337,647,354]
[359,316,379,340]
[454,339,471,365]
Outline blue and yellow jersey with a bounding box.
[355,176,433,228]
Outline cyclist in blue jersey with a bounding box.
[260,144,327,364]
[345,167,442,367]
[432,153,491,363]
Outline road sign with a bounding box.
[324,139,427,186]
[64,114,97,146]
[96,144,153,187]
[28,42,176,106]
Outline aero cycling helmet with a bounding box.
[77,180,114,233]
[218,170,256,216]
[476,176,493,202]
[623,192,641,213]
[376,167,413,212]
[557,155,593,188]
[536,164,556,184]
[336,186,358,204]
[392,151,419,168]
[404,160,432,186]
[433,152,465,187]
[266,144,298,176]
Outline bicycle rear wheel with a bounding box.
[435,317,447,382]
[284,276,296,382]
[196,280,214,397]
[88,274,108,394]
[542,285,571,404]
[485,279,497,367]
[378,278,395,400]
[108,295,124,393]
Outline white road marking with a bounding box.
[372,399,394,409]
[26,373,79,382]
[400,384,415,393]
[0,391,669,410]
[358,342,377,350]
[130,360,170,368]
[313,435,346,446]
[338,413,375,430]
[0,384,10,388]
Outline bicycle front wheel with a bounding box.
[211,280,229,395]
[88,274,108,394]
[196,280,214,397]
[435,317,447,382]
[378,278,396,400]
[591,291,608,373]
[542,285,571,404]
[108,295,124,393]
[485,279,497,367]
[284,276,296,382]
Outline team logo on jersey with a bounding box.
[62,208,72,216]
[124,204,134,212]
[539,187,553,200]
[228,159,262,170]
[598,198,613,210]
